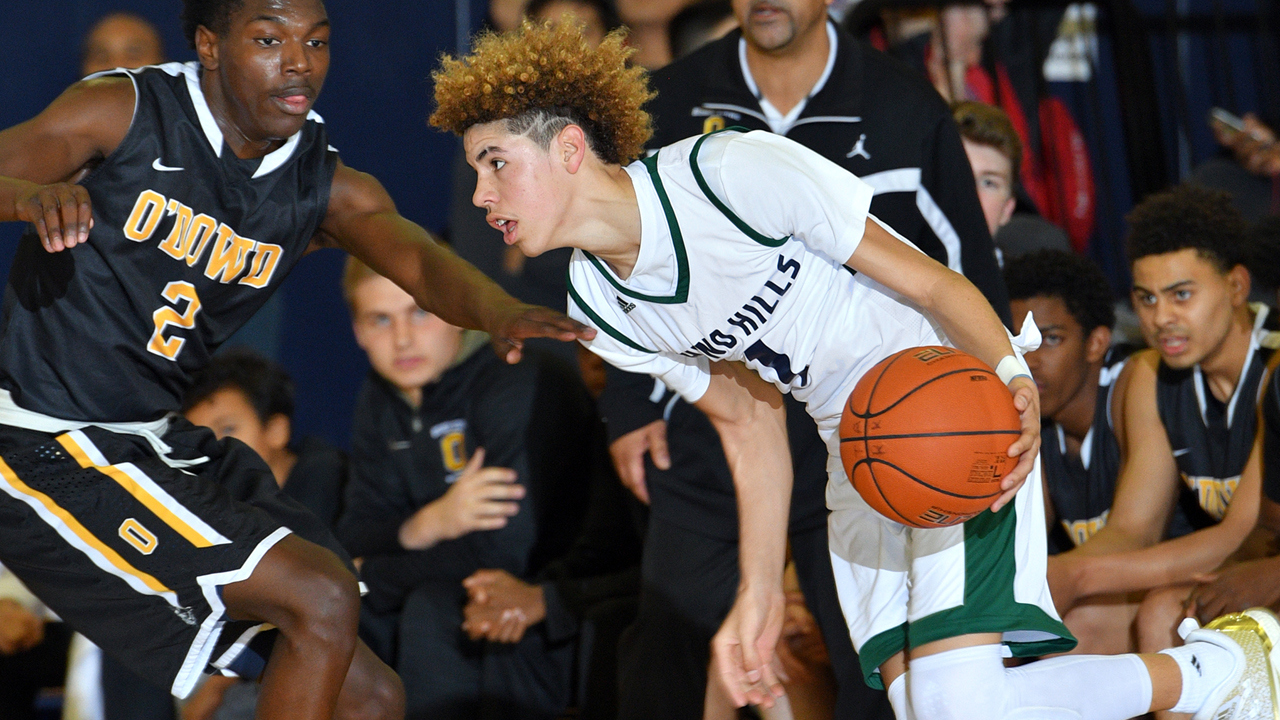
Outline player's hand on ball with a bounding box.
[994,375,1040,512]
[712,583,787,709]
[13,181,93,252]
[489,302,596,363]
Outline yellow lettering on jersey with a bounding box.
[703,116,726,134]
[204,225,255,283]
[158,199,194,260]
[183,214,219,267]
[440,432,467,472]
[1062,510,1110,547]
[124,190,166,242]
[119,518,158,555]
[1182,473,1239,521]
[147,281,202,361]
[240,242,282,288]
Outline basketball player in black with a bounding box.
[1047,185,1277,654]
[0,1,591,718]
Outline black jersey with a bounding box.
[1263,367,1280,504]
[1157,305,1279,528]
[1042,348,1129,549]
[0,63,337,422]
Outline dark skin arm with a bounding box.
[0,76,134,251]
[313,162,594,362]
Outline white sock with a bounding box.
[909,644,1154,720]
[887,673,912,720]
[1160,640,1237,713]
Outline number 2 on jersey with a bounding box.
[147,281,202,361]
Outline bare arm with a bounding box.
[695,362,791,709]
[0,77,133,251]
[845,219,1038,511]
[316,163,593,361]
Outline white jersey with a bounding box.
[567,130,944,450]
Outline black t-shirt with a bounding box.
[281,436,348,531]
[337,348,598,613]
[1259,364,1280,504]
[0,62,336,422]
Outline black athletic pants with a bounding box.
[616,517,895,720]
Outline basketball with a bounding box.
[839,346,1022,529]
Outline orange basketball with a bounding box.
[839,346,1022,528]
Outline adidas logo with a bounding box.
[616,296,636,314]
[1190,654,1202,675]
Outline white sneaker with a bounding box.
[1181,608,1280,720]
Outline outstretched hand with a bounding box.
[14,181,93,253]
[712,584,787,709]
[993,375,1040,512]
[490,303,596,363]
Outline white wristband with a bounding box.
[995,355,1031,385]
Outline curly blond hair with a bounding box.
[430,20,654,166]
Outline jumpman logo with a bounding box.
[846,134,870,160]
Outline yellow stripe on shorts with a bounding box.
[0,456,173,597]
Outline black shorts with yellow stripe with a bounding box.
[0,419,327,699]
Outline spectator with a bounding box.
[1004,250,1137,654]
[336,258,598,720]
[601,1,1005,717]
[1047,186,1276,657]
[526,0,620,47]
[615,0,698,68]
[0,567,69,720]
[1193,113,1280,224]
[952,100,1071,259]
[81,12,164,77]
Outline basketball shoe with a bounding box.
[1182,607,1280,720]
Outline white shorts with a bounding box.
[825,452,1074,689]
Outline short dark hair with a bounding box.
[181,0,245,49]
[1003,249,1116,333]
[669,0,734,60]
[1124,184,1246,272]
[525,0,622,33]
[1244,216,1280,292]
[183,348,294,423]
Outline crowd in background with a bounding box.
[1,1,1278,719]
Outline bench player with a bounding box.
[431,21,1280,720]
[0,1,591,718]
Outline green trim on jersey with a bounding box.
[581,152,690,304]
[690,129,790,248]
[566,277,658,353]
[856,504,1077,689]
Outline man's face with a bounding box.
[1011,295,1101,420]
[1130,248,1246,369]
[351,275,464,397]
[185,386,277,460]
[534,1,608,47]
[962,138,1015,237]
[733,0,832,52]
[209,0,331,142]
[465,121,570,258]
[82,14,165,76]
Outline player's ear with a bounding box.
[1227,264,1251,305]
[263,414,291,453]
[194,25,220,71]
[556,124,588,173]
[1084,325,1112,365]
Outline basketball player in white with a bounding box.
[431,21,1280,720]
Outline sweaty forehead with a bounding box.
[232,0,328,25]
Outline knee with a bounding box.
[908,655,1008,720]
[352,667,405,720]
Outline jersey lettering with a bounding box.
[147,281,202,361]
[123,190,165,242]
[124,190,284,288]
[685,253,801,359]
[1183,473,1239,521]
[745,340,810,387]
[1062,510,1109,547]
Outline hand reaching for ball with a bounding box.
[993,374,1040,513]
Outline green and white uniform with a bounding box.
[567,130,1072,687]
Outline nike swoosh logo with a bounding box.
[152,158,183,172]
[1172,448,1192,457]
